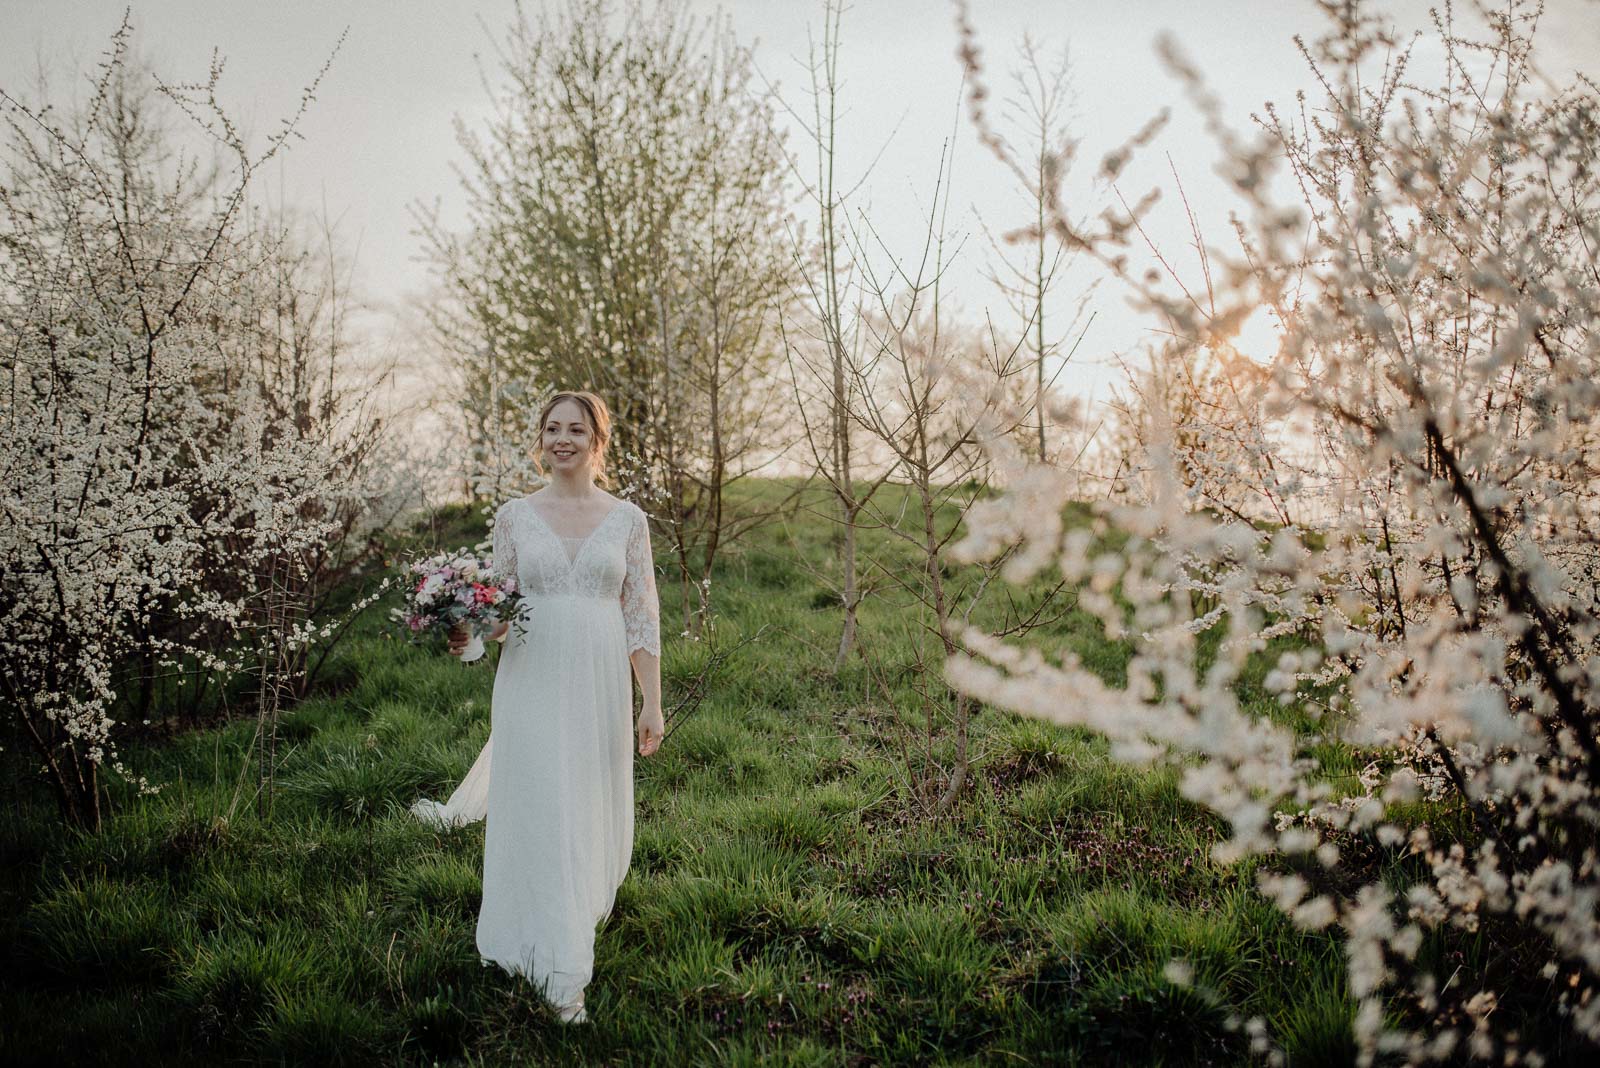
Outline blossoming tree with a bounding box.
[949,0,1600,1060]
[0,21,385,828]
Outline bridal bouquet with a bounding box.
[393,550,524,663]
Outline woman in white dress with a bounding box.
[435,390,663,1025]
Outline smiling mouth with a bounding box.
[552,450,576,458]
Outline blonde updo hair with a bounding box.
[533,390,613,487]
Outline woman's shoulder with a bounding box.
[495,492,532,519]
[613,495,649,523]
[586,489,635,513]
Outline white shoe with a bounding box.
[556,998,587,1024]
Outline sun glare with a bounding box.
[1233,304,1284,362]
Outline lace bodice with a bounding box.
[492,494,661,657]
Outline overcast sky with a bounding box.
[5,0,1598,415]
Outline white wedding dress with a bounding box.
[410,492,659,1015]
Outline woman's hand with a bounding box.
[636,706,664,757]
[447,623,471,658]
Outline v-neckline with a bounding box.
[522,496,626,568]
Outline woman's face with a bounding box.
[541,398,594,477]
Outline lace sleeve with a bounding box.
[492,502,518,642]
[621,504,661,657]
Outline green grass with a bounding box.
[0,478,1357,1066]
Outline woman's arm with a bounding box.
[491,504,517,645]
[451,504,516,656]
[621,505,663,755]
[448,619,509,657]
[631,647,662,754]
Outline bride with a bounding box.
[414,389,664,1025]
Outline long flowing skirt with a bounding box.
[474,593,635,1008]
[409,734,492,829]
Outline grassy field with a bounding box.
[0,479,1357,1066]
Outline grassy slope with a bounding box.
[0,479,1355,1067]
